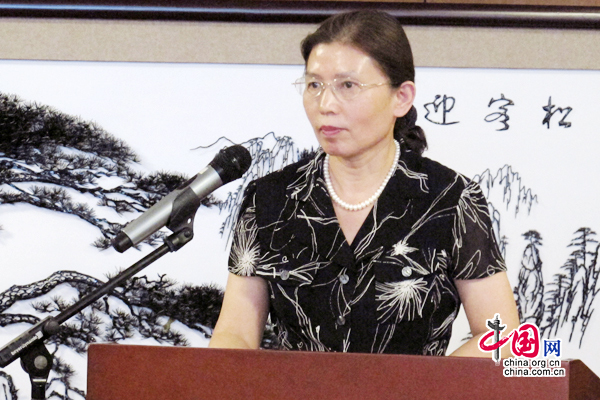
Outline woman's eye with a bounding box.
[307,81,322,90]
[339,80,359,91]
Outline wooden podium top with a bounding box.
[87,344,599,400]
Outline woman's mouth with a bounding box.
[319,125,343,136]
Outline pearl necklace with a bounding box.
[324,140,400,212]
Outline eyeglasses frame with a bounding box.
[292,77,391,101]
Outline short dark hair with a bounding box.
[301,10,427,155]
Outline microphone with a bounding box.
[112,144,251,253]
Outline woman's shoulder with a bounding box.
[402,150,473,195]
[242,151,321,227]
[254,149,321,190]
[241,150,321,207]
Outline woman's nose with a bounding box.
[318,85,340,112]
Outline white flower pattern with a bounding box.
[391,239,418,257]
[229,201,260,277]
[376,278,429,322]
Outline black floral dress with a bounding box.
[228,148,506,355]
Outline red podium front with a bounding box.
[87,344,599,399]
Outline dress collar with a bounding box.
[284,147,430,203]
[271,148,433,266]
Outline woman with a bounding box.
[209,10,519,357]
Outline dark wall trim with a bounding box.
[1,1,600,29]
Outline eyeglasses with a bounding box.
[293,77,390,101]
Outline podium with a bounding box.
[87,344,600,399]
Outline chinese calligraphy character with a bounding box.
[485,94,514,131]
[542,96,572,129]
[423,94,459,125]
[543,339,561,357]
[479,320,541,359]
[510,323,540,358]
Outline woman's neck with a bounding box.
[326,139,398,205]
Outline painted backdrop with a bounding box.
[0,60,599,399]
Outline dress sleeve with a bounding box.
[227,181,261,277]
[450,179,507,280]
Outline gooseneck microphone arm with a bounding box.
[0,228,192,399]
[0,145,252,399]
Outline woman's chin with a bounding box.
[317,140,343,156]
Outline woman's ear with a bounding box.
[392,81,416,118]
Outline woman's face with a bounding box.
[303,42,414,161]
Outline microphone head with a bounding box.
[112,231,134,253]
[209,145,252,184]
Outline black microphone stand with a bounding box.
[0,208,197,399]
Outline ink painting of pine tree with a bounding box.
[0,92,222,250]
[514,230,545,327]
[540,228,600,347]
[0,92,290,398]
